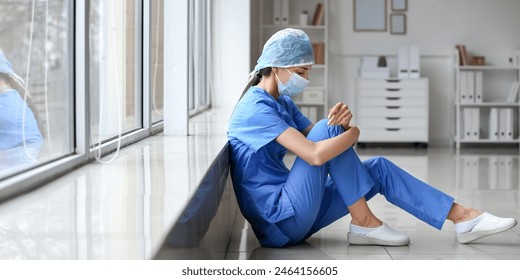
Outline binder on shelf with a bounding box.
[504,108,514,140]
[463,108,472,140]
[471,108,480,140]
[408,46,420,78]
[489,108,499,140]
[498,108,514,140]
[474,71,483,103]
[273,0,282,25]
[467,71,475,104]
[280,0,289,25]
[398,46,409,78]
[311,3,324,25]
[460,71,469,104]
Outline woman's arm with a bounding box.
[276,125,360,166]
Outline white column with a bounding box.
[164,0,188,135]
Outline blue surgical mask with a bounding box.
[275,68,309,97]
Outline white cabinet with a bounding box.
[453,51,520,148]
[258,0,329,123]
[355,78,429,145]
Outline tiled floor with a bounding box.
[223,146,520,260]
[1,125,519,260]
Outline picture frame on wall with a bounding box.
[390,13,406,34]
[391,0,407,11]
[353,0,387,32]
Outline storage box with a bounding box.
[303,89,324,102]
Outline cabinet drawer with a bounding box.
[359,97,427,106]
[358,106,426,117]
[358,117,426,128]
[359,88,427,98]
[359,128,428,142]
[357,78,428,89]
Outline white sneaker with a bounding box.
[456,212,517,244]
[347,223,410,246]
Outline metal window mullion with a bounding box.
[143,0,151,130]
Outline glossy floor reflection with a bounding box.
[1,141,519,260]
[224,147,520,260]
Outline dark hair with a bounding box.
[239,67,272,100]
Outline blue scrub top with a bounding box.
[227,86,311,247]
[0,89,42,150]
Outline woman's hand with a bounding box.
[327,102,353,130]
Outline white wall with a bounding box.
[211,0,251,108]
[328,0,520,145]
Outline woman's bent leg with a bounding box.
[278,120,375,243]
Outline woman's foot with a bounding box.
[348,223,410,246]
[455,212,517,244]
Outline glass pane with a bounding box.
[151,0,164,123]
[189,0,210,114]
[0,0,72,179]
[89,0,142,147]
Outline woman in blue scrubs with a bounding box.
[227,28,517,248]
[0,49,43,171]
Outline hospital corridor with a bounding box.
[1,0,520,265]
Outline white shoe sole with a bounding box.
[347,233,410,246]
[457,220,517,244]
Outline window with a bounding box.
[89,0,142,148]
[189,0,211,116]
[151,0,164,123]
[0,0,73,179]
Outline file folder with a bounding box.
[408,46,420,78]
[398,46,409,79]
[472,108,480,140]
[273,0,282,25]
[281,0,289,25]
[489,108,499,140]
[474,71,483,103]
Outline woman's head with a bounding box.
[254,28,314,73]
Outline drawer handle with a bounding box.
[386,79,401,83]
[386,88,401,92]
[386,106,401,109]
[386,97,401,101]
[386,117,400,121]
[386,128,401,131]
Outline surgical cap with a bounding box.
[0,48,26,90]
[254,28,314,73]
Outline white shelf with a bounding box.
[459,65,519,71]
[458,102,520,107]
[261,24,326,30]
[460,139,520,144]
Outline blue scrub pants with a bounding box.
[277,119,455,245]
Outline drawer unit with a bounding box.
[356,78,429,144]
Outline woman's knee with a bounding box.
[306,119,344,142]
